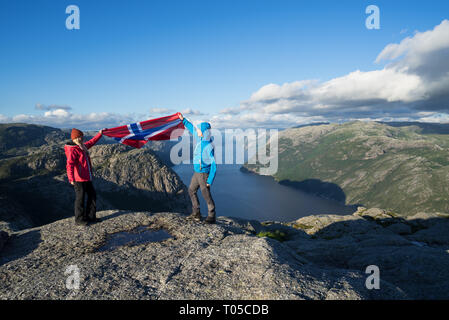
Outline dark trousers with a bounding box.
[188,172,216,217]
[73,181,97,222]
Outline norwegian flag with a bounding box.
[102,113,185,148]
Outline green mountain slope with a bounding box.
[244,121,449,215]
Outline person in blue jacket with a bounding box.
[178,112,217,223]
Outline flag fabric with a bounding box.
[102,113,185,148]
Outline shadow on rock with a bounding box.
[3,175,189,229]
[0,229,42,266]
[286,209,449,299]
[95,177,189,214]
[230,216,406,299]
[98,210,143,223]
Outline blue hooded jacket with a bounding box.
[183,118,217,185]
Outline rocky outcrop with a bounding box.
[89,144,189,213]
[0,125,189,230]
[4,207,448,300]
[287,207,449,299]
[100,135,179,167]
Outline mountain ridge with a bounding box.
[244,121,449,215]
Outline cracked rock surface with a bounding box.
[0,209,421,300]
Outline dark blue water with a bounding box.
[173,164,356,222]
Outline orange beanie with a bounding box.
[71,128,84,140]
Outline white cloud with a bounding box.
[310,69,424,104]
[35,103,72,111]
[0,114,10,123]
[219,107,242,115]
[149,107,174,114]
[12,114,34,122]
[247,80,315,103]
[416,112,449,123]
[376,20,449,64]
[218,20,449,128]
[0,109,143,130]
[44,109,71,117]
[182,108,206,116]
[3,21,449,130]
[210,112,326,129]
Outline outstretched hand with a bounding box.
[99,128,107,135]
[196,127,203,137]
[178,112,184,121]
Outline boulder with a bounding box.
[355,208,391,220]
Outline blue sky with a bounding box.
[0,0,448,129]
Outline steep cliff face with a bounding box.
[244,121,449,215]
[95,133,179,167]
[89,144,189,213]
[1,208,447,300]
[0,124,189,230]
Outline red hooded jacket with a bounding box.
[64,133,102,183]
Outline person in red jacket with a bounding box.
[64,128,104,226]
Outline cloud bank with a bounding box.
[1,20,448,130]
[181,108,206,116]
[149,107,175,115]
[35,103,72,111]
[0,109,144,130]
[217,20,449,128]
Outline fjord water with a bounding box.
[173,164,356,222]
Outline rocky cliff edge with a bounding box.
[1,207,449,300]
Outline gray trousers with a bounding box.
[188,172,216,217]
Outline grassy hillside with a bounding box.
[245,121,449,215]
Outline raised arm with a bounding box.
[178,113,200,139]
[84,129,104,149]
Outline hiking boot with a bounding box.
[205,215,216,224]
[187,212,201,221]
[75,219,88,226]
[88,217,101,224]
